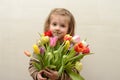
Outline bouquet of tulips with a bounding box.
[24,30,92,80]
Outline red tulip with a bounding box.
[82,47,90,54]
[44,30,52,37]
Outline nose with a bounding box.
[55,25,60,30]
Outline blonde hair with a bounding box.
[44,8,75,36]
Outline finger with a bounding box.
[45,68,53,73]
[43,70,52,78]
[45,68,58,75]
[37,74,46,80]
[37,71,47,80]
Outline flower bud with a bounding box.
[33,44,40,54]
[81,40,87,46]
[72,35,80,43]
[41,36,49,44]
[75,61,83,71]
[40,47,45,54]
[44,30,52,37]
[64,40,70,50]
[47,52,53,59]
[24,50,31,57]
[82,47,90,54]
[64,34,72,41]
[50,36,58,47]
[74,42,85,53]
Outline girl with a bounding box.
[29,8,78,80]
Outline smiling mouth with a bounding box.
[53,31,61,36]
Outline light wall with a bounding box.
[0,0,120,80]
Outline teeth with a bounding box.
[54,31,60,36]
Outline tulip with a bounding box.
[64,40,70,50]
[41,36,49,44]
[37,40,42,47]
[50,36,58,47]
[74,42,85,53]
[82,47,90,54]
[24,50,31,57]
[81,40,87,46]
[75,61,83,71]
[33,44,40,54]
[47,52,53,59]
[64,34,72,41]
[72,35,80,43]
[44,30,52,37]
[40,47,45,54]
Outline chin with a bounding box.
[58,36,64,40]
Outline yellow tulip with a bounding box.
[33,44,40,54]
[75,61,83,71]
[41,36,49,44]
[64,40,70,50]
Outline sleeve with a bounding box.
[28,58,39,80]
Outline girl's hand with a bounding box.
[37,70,47,80]
[44,68,59,80]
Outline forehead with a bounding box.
[50,14,70,24]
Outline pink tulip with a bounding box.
[50,36,58,47]
[72,35,80,43]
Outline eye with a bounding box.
[52,23,57,26]
[60,24,65,28]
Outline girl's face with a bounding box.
[49,15,69,40]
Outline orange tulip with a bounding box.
[64,34,72,41]
[24,50,31,57]
[74,42,85,53]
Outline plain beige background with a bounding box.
[0,0,120,80]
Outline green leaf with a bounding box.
[54,41,61,50]
[68,54,85,62]
[35,54,44,67]
[47,65,56,69]
[58,66,64,76]
[67,48,76,59]
[66,69,85,80]
[33,62,42,71]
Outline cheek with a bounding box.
[64,29,68,34]
[49,27,52,31]
[49,26,54,34]
[63,27,69,34]
[49,25,53,31]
